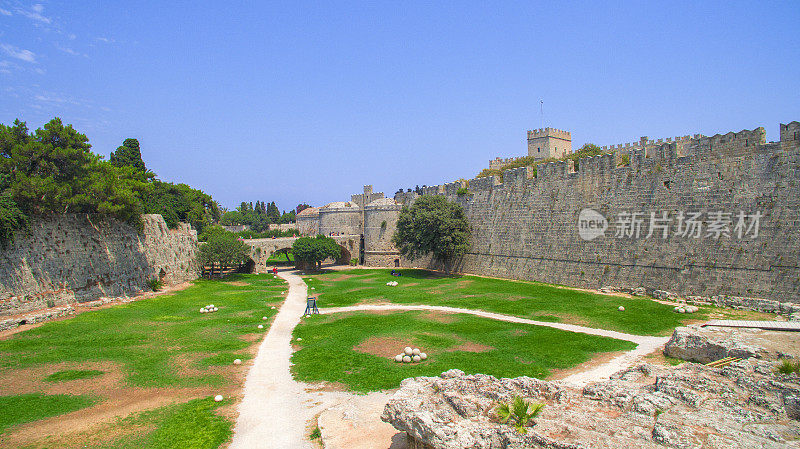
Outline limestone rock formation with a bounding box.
[382,364,800,448]
[663,326,764,363]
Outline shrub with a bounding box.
[349,258,358,266]
[147,278,163,292]
[456,187,471,196]
[776,359,800,375]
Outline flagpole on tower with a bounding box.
[540,100,544,129]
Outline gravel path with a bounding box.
[229,270,316,449]
[231,273,669,448]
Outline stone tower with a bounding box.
[527,127,572,159]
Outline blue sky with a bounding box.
[1,1,798,211]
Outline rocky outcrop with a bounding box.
[663,326,765,363]
[382,364,800,448]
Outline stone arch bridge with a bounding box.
[244,235,361,273]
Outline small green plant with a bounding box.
[776,359,800,375]
[618,154,630,166]
[380,220,387,229]
[147,278,163,292]
[456,187,471,196]
[349,258,358,266]
[145,278,162,292]
[495,396,545,434]
[309,426,321,440]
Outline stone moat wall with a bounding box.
[0,214,199,316]
[394,122,800,303]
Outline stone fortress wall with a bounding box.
[396,121,800,302]
[0,214,199,316]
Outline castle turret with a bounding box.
[527,127,572,159]
[296,207,319,236]
[318,202,362,236]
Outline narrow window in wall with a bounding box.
[538,148,541,152]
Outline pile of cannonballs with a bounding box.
[674,305,699,314]
[200,304,218,313]
[386,281,399,287]
[394,346,427,363]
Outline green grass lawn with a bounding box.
[0,274,283,388]
[45,369,105,382]
[0,393,96,434]
[266,251,294,265]
[302,269,704,336]
[0,273,285,446]
[291,310,636,392]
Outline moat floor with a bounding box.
[230,270,670,448]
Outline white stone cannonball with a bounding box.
[678,308,686,313]
[673,306,680,312]
[404,347,413,356]
[412,355,421,362]
[200,308,206,313]
[214,395,224,402]
[402,355,412,363]
[305,315,311,318]
[233,359,242,365]
[212,307,218,312]
[618,306,625,312]
[297,337,302,341]
[257,324,264,329]
[271,306,276,309]
[420,353,427,360]
[394,354,403,362]
[210,304,215,308]
[412,348,421,356]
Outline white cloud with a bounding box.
[56,44,87,57]
[94,36,115,44]
[34,67,44,74]
[0,8,12,16]
[15,5,51,24]
[0,43,36,63]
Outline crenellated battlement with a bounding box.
[428,123,798,200]
[600,134,703,153]
[780,121,800,143]
[488,155,529,170]
[527,127,571,140]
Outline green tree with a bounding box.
[0,190,27,247]
[295,203,311,214]
[279,210,296,224]
[198,227,251,276]
[141,181,220,232]
[0,118,147,231]
[0,117,94,215]
[110,138,146,172]
[291,235,341,270]
[392,195,471,265]
[220,210,245,226]
[266,201,280,223]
